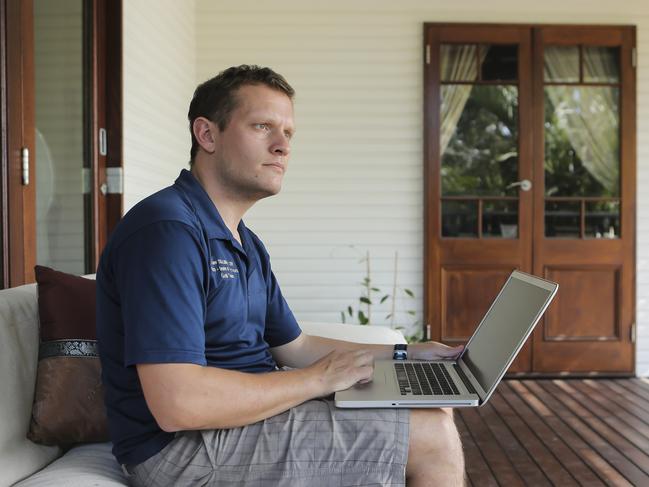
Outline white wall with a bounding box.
[191,0,649,374]
[122,0,197,211]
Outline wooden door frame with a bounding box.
[0,0,122,287]
[1,0,36,287]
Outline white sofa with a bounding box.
[0,281,406,486]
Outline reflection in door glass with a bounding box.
[442,201,478,237]
[543,44,621,239]
[480,45,518,81]
[441,85,519,196]
[544,46,580,83]
[585,201,620,238]
[544,86,620,197]
[34,0,87,274]
[583,47,620,83]
[482,200,518,238]
[545,201,580,238]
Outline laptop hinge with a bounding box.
[457,358,487,403]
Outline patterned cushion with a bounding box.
[27,266,108,446]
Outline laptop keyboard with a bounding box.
[394,362,460,396]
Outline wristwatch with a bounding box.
[393,344,408,360]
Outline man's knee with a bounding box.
[409,408,461,454]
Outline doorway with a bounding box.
[424,24,636,375]
[0,0,122,286]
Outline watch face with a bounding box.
[393,344,408,360]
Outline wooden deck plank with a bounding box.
[474,391,553,486]
[631,377,649,392]
[617,379,649,403]
[576,380,649,445]
[523,380,634,486]
[455,411,498,487]
[601,380,649,416]
[456,379,648,486]
[597,380,649,416]
[459,406,525,486]
[539,380,649,485]
[501,381,603,486]
[587,380,649,427]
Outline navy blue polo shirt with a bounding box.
[96,169,302,466]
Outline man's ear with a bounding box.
[193,117,218,154]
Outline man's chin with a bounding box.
[251,184,282,201]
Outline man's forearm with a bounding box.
[138,363,322,432]
[271,334,394,369]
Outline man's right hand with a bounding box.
[307,349,375,395]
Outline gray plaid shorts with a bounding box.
[127,398,410,486]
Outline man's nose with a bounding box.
[270,133,291,156]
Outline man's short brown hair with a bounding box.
[187,65,295,163]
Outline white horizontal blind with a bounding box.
[195,0,649,373]
[122,0,197,212]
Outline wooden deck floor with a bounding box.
[456,378,649,486]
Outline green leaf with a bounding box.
[340,312,346,323]
[380,294,390,304]
[371,287,381,292]
[385,313,393,319]
[407,310,417,316]
[358,310,369,325]
[360,297,372,305]
[404,288,415,298]
[347,306,353,317]
[362,277,370,285]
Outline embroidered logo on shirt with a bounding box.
[211,259,240,279]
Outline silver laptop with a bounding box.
[335,270,558,408]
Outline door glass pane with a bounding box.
[583,47,619,83]
[480,45,518,81]
[34,0,88,274]
[442,200,478,237]
[441,85,519,196]
[586,201,620,238]
[483,200,518,238]
[441,44,479,82]
[545,201,580,238]
[544,86,620,197]
[544,46,580,83]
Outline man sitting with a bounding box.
[96,65,465,486]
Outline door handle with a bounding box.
[507,179,532,191]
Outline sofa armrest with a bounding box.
[299,322,406,345]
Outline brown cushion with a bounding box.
[27,265,109,446]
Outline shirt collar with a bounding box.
[174,169,248,244]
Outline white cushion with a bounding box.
[13,443,126,487]
[300,321,407,344]
[0,283,60,486]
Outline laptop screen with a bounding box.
[461,273,555,396]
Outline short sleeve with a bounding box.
[263,267,302,347]
[114,221,208,367]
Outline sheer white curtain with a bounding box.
[440,45,487,156]
[544,48,619,193]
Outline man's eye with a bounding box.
[254,123,269,130]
